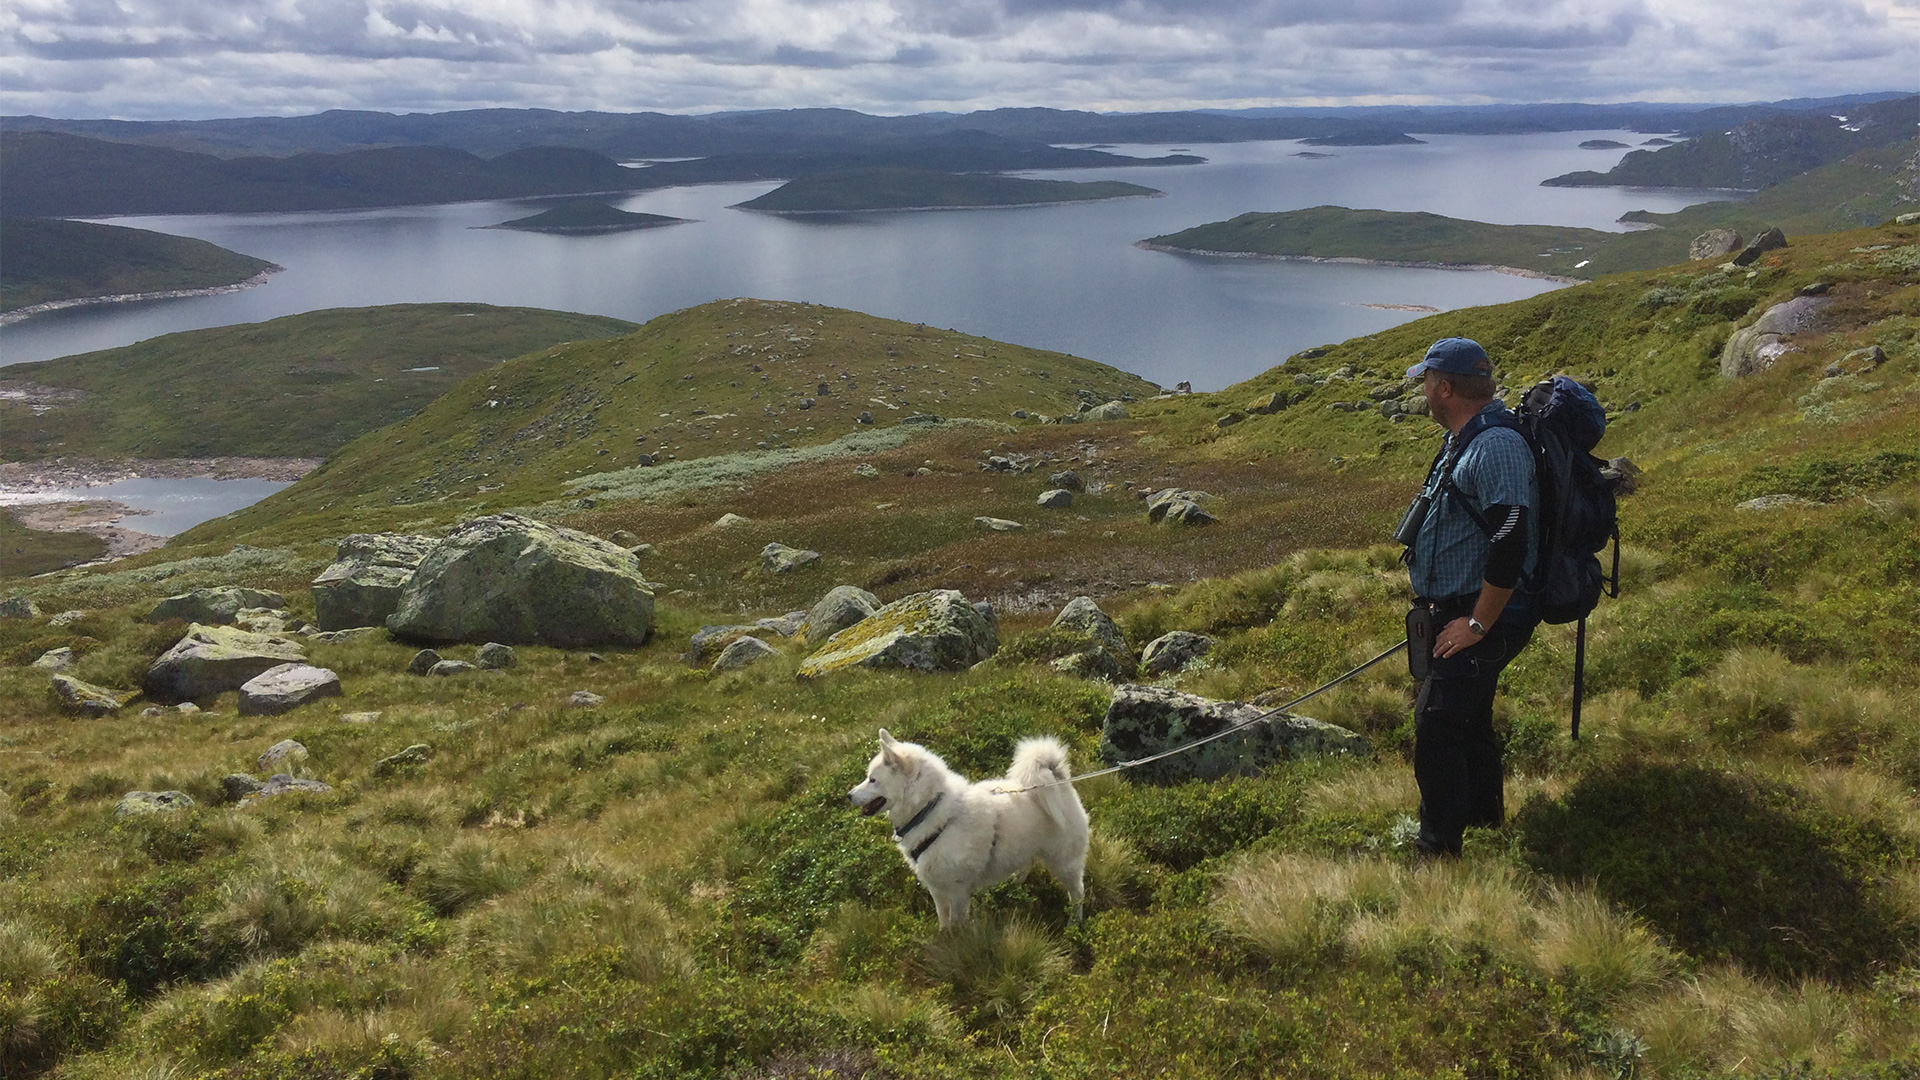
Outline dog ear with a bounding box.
[878,729,904,767]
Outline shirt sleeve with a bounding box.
[1454,428,1535,510]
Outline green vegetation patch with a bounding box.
[1,509,108,578]
[0,217,277,314]
[737,167,1159,213]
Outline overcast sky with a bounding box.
[2,0,1916,120]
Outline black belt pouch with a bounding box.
[1407,605,1435,682]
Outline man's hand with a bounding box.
[1434,617,1480,659]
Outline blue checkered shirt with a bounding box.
[1407,402,1538,602]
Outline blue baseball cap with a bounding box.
[1406,337,1492,378]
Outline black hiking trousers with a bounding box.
[1413,612,1534,857]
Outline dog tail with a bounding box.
[1011,736,1078,827]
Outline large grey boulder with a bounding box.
[257,738,308,772]
[48,674,123,717]
[475,642,518,670]
[1038,489,1075,509]
[1689,229,1743,261]
[1146,488,1216,526]
[115,791,195,817]
[310,533,437,631]
[1139,631,1215,676]
[803,585,880,644]
[1084,401,1130,422]
[387,514,654,647]
[1100,685,1370,784]
[1048,597,1132,681]
[238,665,342,716]
[144,623,309,704]
[1731,226,1787,266]
[798,590,999,678]
[145,587,289,626]
[1720,296,1832,378]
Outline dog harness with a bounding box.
[894,792,946,861]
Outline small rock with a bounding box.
[239,664,343,716]
[141,706,165,717]
[587,653,606,663]
[373,744,433,776]
[1037,488,1075,509]
[339,711,382,724]
[1010,409,1028,420]
[975,516,1024,532]
[1216,411,1246,428]
[1599,456,1642,495]
[754,611,810,637]
[568,690,606,708]
[1246,392,1286,415]
[49,674,123,717]
[857,411,874,424]
[429,659,476,676]
[610,529,640,546]
[713,513,751,530]
[47,609,86,627]
[1163,500,1216,526]
[1797,281,1830,297]
[630,544,655,557]
[1051,649,1126,681]
[0,596,41,619]
[234,607,294,634]
[407,649,442,675]
[242,774,333,803]
[854,463,879,478]
[31,647,74,671]
[797,589,999,678]
[221,774,264,802]
[257,739,308,772]
[761,542,821,573]
[1048,469,1084,491]
[1139,630,1216,676]
[476,642,518,670]
[175,702,200,715]
[1737,494,1821,512]
[713,636,778,671]
[1053,596,1129,659]
[115,791,195,817]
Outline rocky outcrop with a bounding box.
[240,775,333,804]
[1689,229,1743,261]
[1145,488,1216,526]
[144,624,309,704]
[1100,685,1369,784]
[387,514,654,647]
[238,665,343,716]
[803,585,880,644]
[311,533,437,631]
[1084,401,1130,422]
[48,674,124,717]
[1720,296,1833,378]
[798,590,999,678]
[1037,489,1074,509]
[1139,631,1215,676]
[1731,226,1787,266]
[145,587,289,626]
[1048,596,1132,680]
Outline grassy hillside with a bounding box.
[0,217,277,314]
[1143,206,1613,278]
[489,201,687,233]
[1,220,1918,1078]
[0,304,639,461]
[734,168,1159,213]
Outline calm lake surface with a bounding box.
[2,131,1731,391]
[54,478,292,536]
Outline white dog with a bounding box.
[848,728,1089,930]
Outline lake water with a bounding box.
[1,131,1731,392]
[11,478,293,536]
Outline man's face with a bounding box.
[1421,371,1447,423]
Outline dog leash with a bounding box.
[998,637,1410,793]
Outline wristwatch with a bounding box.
[1467,617,1489,637]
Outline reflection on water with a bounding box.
[51,478,291,537]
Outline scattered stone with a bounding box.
[406,649,442,675]
[1047,469,1084,491]
[975,516,1024,532]
[339,711,382,724]
[175,702,201,716]
[587,653,606,663]
[241,774,333,803]
[1797,281,1830,297]
[754,611,810,637]
[31,647,74,671]
[630,543,655,557]
[1101,685,1370,784]
[1053,596,1129,658]
[1731,226,1787,266]
[854,463,879,478]
[1246,392,1287,415]
[257,739,308,772]
[798,589,1000,678]
[1010,409,1028,420]
[1147,488,1216,526]
[1827,345,1888,378]
[239,664,343,716]
[47,609,86,627]
[145,587,289,626]
[49,674,123,717]
[1894,211,1920,226]
[713,513,751,529]
[610,529,640,547]
[0,596,39,619]
[1600,457,1642,495]
[1719,295,1833,378]
[373,744,433,776]
[309,534,437,633]
[568,690,606,708]
[901,413,942,425]
[1737,494,1822,512]
[141,706,165,717]
[1084,401,1130,422]
[1688,229,1743,261]
[1037,488,1075,509]
[1216,412,1246,428]
[857,411,874,424]
[762,542,821,573]
[476,642,518,670]
[429,660,476,676]
[1139,630,1215,676]
[310,626,380,644]
[713,636,778,671]
[387,514,653,648]
[115,791,195,817]
[803,585,881,644]
[144,623,309,704]
[221,774,264,802]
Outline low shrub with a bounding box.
[1095,774,1298,871]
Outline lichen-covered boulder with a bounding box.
[430,660,476,677]
[406,649,441,675]
[476,642,517,670]
[311,533,437,631]
[1100,685,1369,784]
[144,623,309,704]
[803,585,881,644]
[1085,401,1130,422]
[1139,631,1215,676]
[240,775,333,804]
[49,674,124,717]
[1053,596,1127,656]
[1719,296,1832,378]
[145,587,289,626]
[115,790,195,817]
[798,590,999,678]
[387,514,653,647]
[257,739,308,772]
[1689,229,1743,261]
[761,542,821,573]
[239,665,342,716]
[713,636,778,671]
[32,647,74,671]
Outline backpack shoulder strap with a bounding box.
[1435,410,1522,534]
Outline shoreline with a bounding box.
[1133,242,1587,283]
[0,266,284,327]
[735,191,1165,216]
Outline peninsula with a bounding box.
[0,217,278,319]
[734,167,1161,214]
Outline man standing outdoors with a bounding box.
[1402,337,1538,858]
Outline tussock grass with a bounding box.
[919,915,1069,1021]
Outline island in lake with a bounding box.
[1579,139,1631,149]
[485,200,690,234]
[732,167,1161,213]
